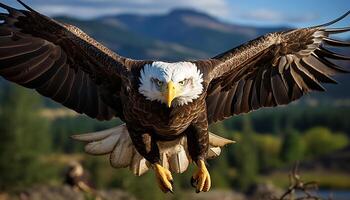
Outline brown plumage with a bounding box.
[1,1,349,193]
[202,28,350,123]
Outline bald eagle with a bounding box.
[1,1,349,193]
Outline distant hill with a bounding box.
[54,16,207,61]
[56,9,291,61]
[99,9,289,58]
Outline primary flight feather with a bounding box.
[0,0,349,193]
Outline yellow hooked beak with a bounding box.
[165,81,176,108]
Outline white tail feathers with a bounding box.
[71,124,235,176]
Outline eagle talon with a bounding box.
[154,163,174,193]
[192,160,211,193]
[190,176,197,188]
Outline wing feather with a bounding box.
[63,69,83,110]
[0,1,146,120]
[316,47,350,60]
[0,45,52,77]
[241,79,253,113]
[0,38,44,59]
[232,80,245,114]
[323,38,350,47]
[200,15,350,124]
[213,91,229,121]
[224,88,236,117]
[250,80,260,110]
[271,69,289,105]
[54,67,75,103]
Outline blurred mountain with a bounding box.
[99,9,289,57]
[56,9,291,61]
[54,16,208,61]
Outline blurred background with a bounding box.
[0,0,350,200]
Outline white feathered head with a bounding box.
[139,61,204,107]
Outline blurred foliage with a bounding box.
[0,86,52,190]
[279,129,305,164]
[255,133,282,172]
[223,105,350,136]
[303,127,348,157]
[230,116,259,192]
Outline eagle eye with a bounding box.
[152,78,164,87]
[179,78,191,86]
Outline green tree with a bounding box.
[0,85,52,190]
[303,127,348,157]
[280,129,305,163]
[231,116,258,191]
[255,134,282,172]
[209,151,231,189]
[209,122,234,188]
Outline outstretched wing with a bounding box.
[0,1,143,120]
[200,13,350,124]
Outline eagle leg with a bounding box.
[153,163,174,193]
[185,111,211,193]
[191,160,211,193]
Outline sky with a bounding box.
[1,0,349,28]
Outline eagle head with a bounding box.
[139,61,204,107]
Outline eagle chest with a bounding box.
[124,92,204,136]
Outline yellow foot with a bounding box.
[153,163,174,193]
[191,160,211,193]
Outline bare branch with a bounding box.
[278,162,330,200]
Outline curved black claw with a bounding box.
[169,188,174,194]
[191,176,197,188]
[169,181,174,194]
[154,164,174,193]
